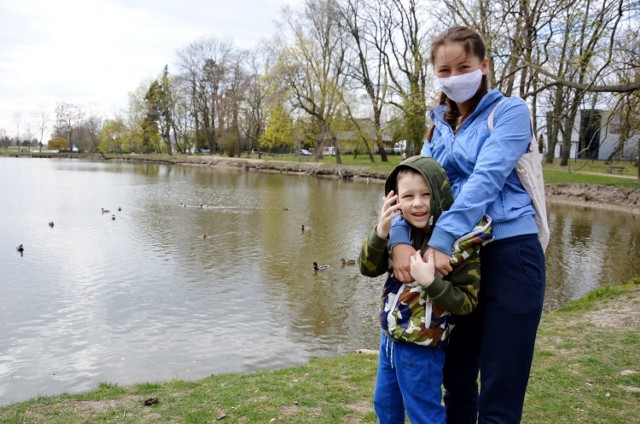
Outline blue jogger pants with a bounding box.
[374,331,446,424]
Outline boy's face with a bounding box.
[396,172,431,229]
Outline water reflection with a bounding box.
[544,202,640,309]
[0,157,638,406]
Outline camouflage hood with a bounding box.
[384,156,454,253]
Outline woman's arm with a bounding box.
[428,98,532,255]
[388,217,416,282]
[423,253,481,315]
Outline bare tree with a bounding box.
[13,112,22,151]
[378,0,431,155]
[176,36,235,154]
[33,106,49,152]
[277,0,349,164]
[337,0,391,162]
[240,47,269,158]
[54,103,84,152]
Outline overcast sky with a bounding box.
[0,0,298,139]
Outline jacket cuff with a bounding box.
[424,275,446,299]
[368,228,389,252]
[388,221,411,249]
[428,226,456,254]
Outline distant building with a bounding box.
[546,109,639,161]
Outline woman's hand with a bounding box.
[391,243,416,282]
[425,247,452,277]
[410,250,436,288]
[375,191,401,239]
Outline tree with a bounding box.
[240,48,269,158]
[176,36,235,154]
[100,118,127,153]
[48,137,69,151]
[277,0,349,164]
[143,80,163,153]
[378,0,431,155]
[337,0,391,163]
[33,106,49,152]
[54,102,83,152]
[260,102,294,151]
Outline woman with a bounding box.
[388,26,546,423]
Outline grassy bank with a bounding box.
[1,278,638,423]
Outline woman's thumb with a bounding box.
[426,249,434,262]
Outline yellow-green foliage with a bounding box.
[47,137,68,151]
[260,103,293,151]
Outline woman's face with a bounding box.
[433,42,487,78]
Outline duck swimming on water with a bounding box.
[313,262,329,271]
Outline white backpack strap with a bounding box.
[488,97,534,153]
[487,97,511,132]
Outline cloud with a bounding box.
[0,0,295,136]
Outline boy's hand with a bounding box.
[391,243,416,282]
[425,247,452,276]
[410,250,436,288]
[375,190,401,239]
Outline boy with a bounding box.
[359,156,491,424]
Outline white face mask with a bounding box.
[436,69,483,104]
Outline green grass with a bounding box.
[542,159,640,187]
[1,279,638,423]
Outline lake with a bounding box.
[1,157,639,406]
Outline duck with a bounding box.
[118,207,122,212]
[313,261,329,271]
[282,207,289,211]
[16,244,24,254]
[49,221,54,228]
[341,258,356,266]
[112,215,116,221]
[302,225,311,232]
[101,208,110,214]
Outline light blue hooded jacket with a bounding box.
[389,89,538,254]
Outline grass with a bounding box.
[1,278,638,423]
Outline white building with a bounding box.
[546,109,639,161]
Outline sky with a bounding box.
[0,0,299,139]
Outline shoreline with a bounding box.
[4,152,640,214]
[115,153,640,215]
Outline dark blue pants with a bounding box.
[443,234,545,424]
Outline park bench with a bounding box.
[607,165,625,174]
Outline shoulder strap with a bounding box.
[487,97,511,131]
[488,96,534,153]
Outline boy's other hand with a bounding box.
[410,250,436,288]
[391,243,415,282]
[426,247,452,276]
[375,190,401,239]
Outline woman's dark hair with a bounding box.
[426,26,488,142]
